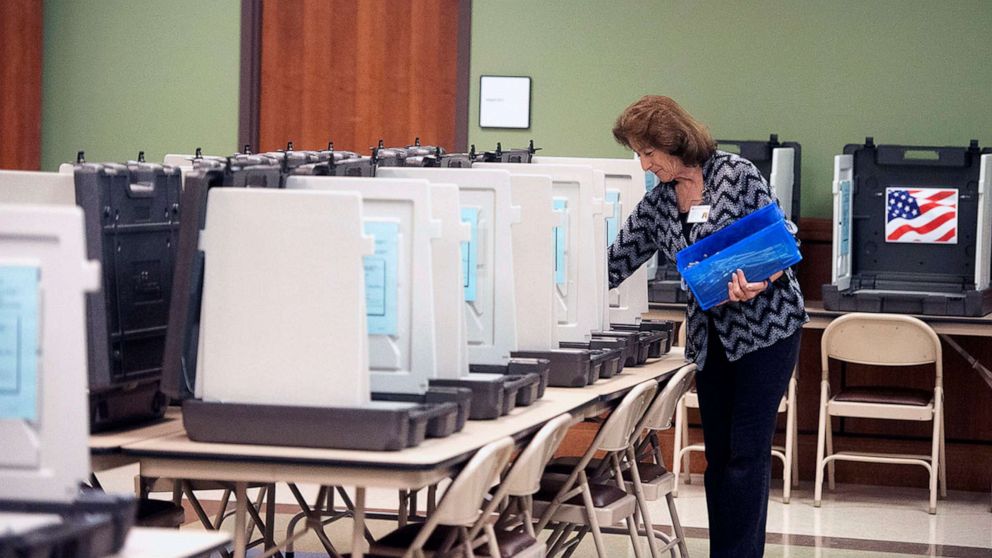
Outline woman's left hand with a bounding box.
[727,269,782,303]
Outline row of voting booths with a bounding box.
[0,142,675,555]
[3,132,989,555]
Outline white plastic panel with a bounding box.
[975,154,992,291]
[427,184,472,378]
[832,155,854,290]
[377,168,519,365]
[0,203,100,502]
[0,170,75,206]
[534,156,649,325]
[507,174,557,350]
[197,188,373,407]
[286,176,440,394]
[477,163,601,342]
[769,147,796,221]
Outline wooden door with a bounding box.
[0,0,43,170]
[256,0,469,155]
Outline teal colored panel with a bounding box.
[645,171,659,192]
[363,221,399,336]
[605,190,620,249]
[461,207,479,302]
[840,180,851,256]
[553,198,567,285]
[0,266,40,421]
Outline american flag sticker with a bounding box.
[885,187,958,244]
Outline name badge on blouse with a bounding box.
[687,204,711,223]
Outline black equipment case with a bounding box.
[822,138,992,316]
[74,158,181,430]
[649,134,802,303]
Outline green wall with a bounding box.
[41,0,240,171]
[469,0,992,218]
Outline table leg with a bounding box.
[234,482,248,558]
[352,487,366,558]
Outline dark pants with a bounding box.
[694,321,802,558]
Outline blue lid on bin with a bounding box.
[676,203,802,310]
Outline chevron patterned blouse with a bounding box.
[608,150,808,369]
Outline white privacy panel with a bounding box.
[197,188,373,406]
[286,176,440,394]
[377,168,519,365]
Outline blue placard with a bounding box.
[553,198,568,285]
[461,207,479,302]
[839,179,851,256]
[645,171,659,192]
[363,221,399,336]
[605,190,620,249]
[0,266,40,421]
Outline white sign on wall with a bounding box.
[479,75,531,129]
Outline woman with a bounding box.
[608,95,807,558]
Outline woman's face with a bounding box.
[632,144,691,183]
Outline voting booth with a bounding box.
[375,167,548,405]
[822,139,992,316]
[0,202,135,557]
[1,164,180,431]
[164,156,456,450]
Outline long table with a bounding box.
[119,349,688,558]
[90,407,186,472]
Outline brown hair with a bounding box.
[612,95,716,167]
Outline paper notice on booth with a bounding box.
[0,265,40,421]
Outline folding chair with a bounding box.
[459,413,575,557]
[532,381,659,558]
[363,437,515,558]
[672,367,799,503]
[814,313,945,514]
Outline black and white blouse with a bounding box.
[608,150,808,370]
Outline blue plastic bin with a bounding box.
[676,203,802,310]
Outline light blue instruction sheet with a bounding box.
[461,207,479,302]
[645,171,658,192]
[0,265,40,421]
[553,198,568,286]
[839,180,851,256]
[605,191,620,249]
[363,221,399,336]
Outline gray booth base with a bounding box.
[429,375,505,421]
[559,342,624,379]
[636,320,676,355]
[182,399,447,451]
[822,285,992,317]
[593,331,649,367]
[0,492,136,558]
[467,360,548,409]
[649,279,689,304]
[371,386,471,436]
[511,349,593,388]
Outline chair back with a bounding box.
[637,364,697,433]
[594,380,658,452]
[821,313,942,386]
[434,437,515,526]
[501,413,574,497]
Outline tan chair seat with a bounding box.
[373,523,457,551]
[478,527,540,556]
[535,477,628,507]
[833,386,932,407]
[545,457,667,480]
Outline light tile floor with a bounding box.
[99,465,992,556]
